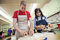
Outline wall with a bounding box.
[42,0,60,17]
[48,13,60,22]
[0,24,2,31]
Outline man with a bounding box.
[13,1,34,40]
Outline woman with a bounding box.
[34,8,52,33]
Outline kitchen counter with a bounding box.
[18,32,57,40]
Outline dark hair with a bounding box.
[20,1,26,6]
[35,8,44,20]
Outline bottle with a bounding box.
[44,37,47,40]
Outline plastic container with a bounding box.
[44,37,47,40]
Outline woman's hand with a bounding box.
[35,26,40,29]
[35,25,45,29]
[29,29,34,36]
[40,25,45,29]
[19,30,27,37]
[48,24,52,28]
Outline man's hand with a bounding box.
[29,29,34,36]
[19,30,27,37]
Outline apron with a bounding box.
[36,19,48,26]
[16,10,29,40]
[36,17,48,26]
[35,17,48,33]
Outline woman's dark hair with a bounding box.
[35,8,44,20]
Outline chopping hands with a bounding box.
[19,29,34,37]
[35,25,46,29]
[35,24,53,30]
[19,30,28,37]
[29,29,34,36]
